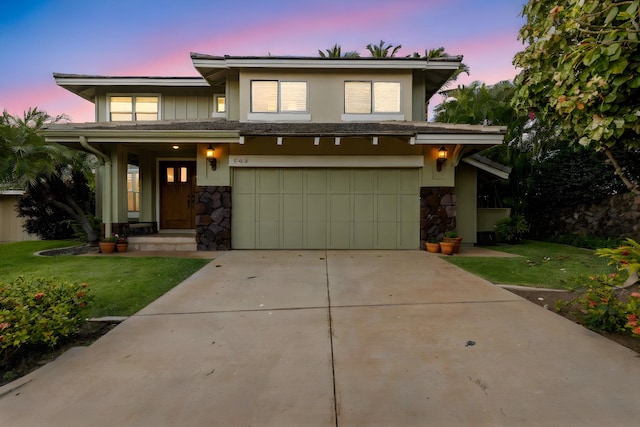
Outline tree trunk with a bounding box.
[603,146,640,196]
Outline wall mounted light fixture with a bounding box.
[436,145,448,172]
[206,144,217,171]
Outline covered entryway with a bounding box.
[159,161,197,229]
[232,168,419,249]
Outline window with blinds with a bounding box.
[344,81,401,114]
[109,95,159,121]
[251,80,308,113]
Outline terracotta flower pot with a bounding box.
[425,242,440,253]
[99,242,116,254]
[444,237,463,253]
[116,243,128,253]
[440,241,455,255]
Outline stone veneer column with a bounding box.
[195,186,232,251]
[420,187,457,249]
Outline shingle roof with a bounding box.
[43,119,505,136]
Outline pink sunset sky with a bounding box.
[0,0,525,122]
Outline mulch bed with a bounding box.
[506,285,640,355]
[0,321,118,387]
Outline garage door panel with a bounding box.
[352,170,375,194]
[376,169,398,193]
[258,169,280,192]
[258,194,279,222]
[305,222,326,248]
[377,222,397,249]
[330,194,350,219]
[400,194,419,222]
[329,221,351,249]
[258,222,279,248]
[233,169,255,193]
[283,169,303,193]
[305,169,327,193]
[353,222,374,248]
[377,194,397,222]
[399,169,419,194]
[283,222,303,248]
[283,194,303,221]
[399,221,419,248]
[353,194,374,221]
[329,169,350,194]
[306,194,327,222]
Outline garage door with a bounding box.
[232,168,419,249]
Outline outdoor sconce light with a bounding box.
[206,145,217,171]
[436,145,448,171]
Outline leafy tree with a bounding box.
[0,108,99,242]
[318,43,360,58]
[366,40,402,57]
[425,47,470,89]
[512,0,640,194]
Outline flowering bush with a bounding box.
[576,274,627,333]
[626,292,640,337]
[0,277,92,361]
[596,238,640,275]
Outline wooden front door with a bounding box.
[160,161,196,229]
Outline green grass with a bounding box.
[0,241,211,318]
[444,240,622,290]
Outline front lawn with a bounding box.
[0,241,211,317]
[444,240,622,289]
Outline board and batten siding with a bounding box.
[95,87,218,121]
[0,193,38,242]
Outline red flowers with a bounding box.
[34,292,45,300]
[0,322,9,330]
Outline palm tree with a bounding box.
[318,43,360,58]
[366,40,402,57]
[425,47,470,89]
[0,108,99,242]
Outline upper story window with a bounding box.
[215,95,226,113]
[251,80,308,113]
[109,95,159,121]
[344,81,401,114]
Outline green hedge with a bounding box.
[0,277,92,357]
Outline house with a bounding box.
[43,54,507,250]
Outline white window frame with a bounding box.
[342,81,404,122]
[212,94,226,118]
[107,94,161,122]
[248,80,310,121]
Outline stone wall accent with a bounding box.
[195,186,232,250]
[532,192,640,240]
[420,187,456,249]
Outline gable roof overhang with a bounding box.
[190,54,462,101]
[52,74,209,102]
[42,120,505,160]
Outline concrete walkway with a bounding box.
[1,250,639,426]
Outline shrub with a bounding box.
[495,214,529,243]
[596,238,640,276]
[0,277,92,363]
[575,274,627,333]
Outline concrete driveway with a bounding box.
[1,250,639,426]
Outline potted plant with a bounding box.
[99,235,118,253]
[425,237,440,253]
[116,234,129,253]
[439,239,455,255]
[443,230,463,253]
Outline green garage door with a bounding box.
[232,168,419,249]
